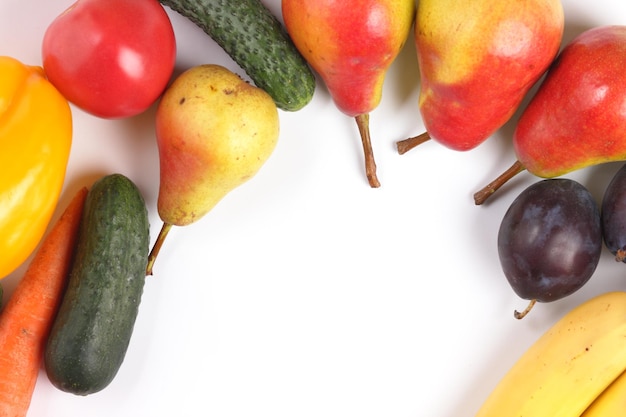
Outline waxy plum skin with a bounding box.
[497,179,602,303]
[601,164,626,262]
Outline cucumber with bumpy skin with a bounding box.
[44,173,150,396]
[160,0,316,111]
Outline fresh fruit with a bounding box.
[476,291,626,416]
[497,179,602,319]
[475,25,626,205]
[42,0,176,118]
[0,56,72,279]
[601,164,626,262]
[44,174,150,396]
[581,369,626,416]
[397,0,563,154]
[159,0,315,112]
[282,0,415,187]
[146,64,280,274]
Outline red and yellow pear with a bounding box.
[475,25,626,204]
[397,0,564,154]
[282,0,415,187]
[146,64,280,274]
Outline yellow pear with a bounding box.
[147,64,280,274]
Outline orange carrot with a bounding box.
[0,187,88,417]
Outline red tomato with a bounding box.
[42,0,176,119]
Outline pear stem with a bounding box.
[514,299,537,320]
[146,222,173,276]
[396,131,432,155]
[473,160,526,205]
[355,113,380,188]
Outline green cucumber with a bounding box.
[160,0,316,111]
[44,173,150,396]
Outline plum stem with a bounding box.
[514,299,537,320]
[355,113,380,188]
[146,222,173,276]
[474,160,527,205]
[396,131,432,155]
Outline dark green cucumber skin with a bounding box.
[44,174,150,396]
[160,0,316,111]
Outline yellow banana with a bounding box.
[581,369,626,416]
[475,291,626,417]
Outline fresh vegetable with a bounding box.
[0,187,87,417]
[0,56,73,279]
[44,174,150,395]
[42,0,176,118]
[159,0,316,111]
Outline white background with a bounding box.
[2,0,626,416]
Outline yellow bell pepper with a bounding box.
[0,56,72,279]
